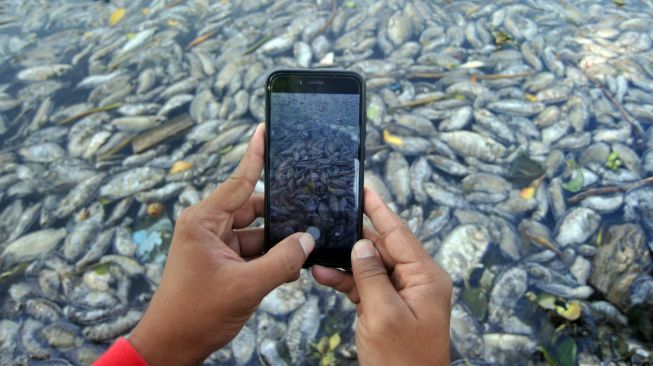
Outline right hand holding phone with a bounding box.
[312,188,453,366]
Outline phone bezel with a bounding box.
[264,69,366,269]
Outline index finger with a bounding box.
[363,187,406,235]
[364,188,430,266]
[203,123,264,213]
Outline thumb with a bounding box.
[351,239,399,312]
[244,232,315,297]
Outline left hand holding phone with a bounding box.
[129,123,314,365]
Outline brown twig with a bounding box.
[407,71,531,80]
[597,82,644,138]
[318,0,337,34]
[585,76,644,140]
[568,176,653,204]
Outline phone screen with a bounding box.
[267,73,363,262]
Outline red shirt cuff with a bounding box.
[93,337,148,366]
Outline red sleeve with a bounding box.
[93,337,148,366]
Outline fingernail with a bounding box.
[299,233,315,256]
[354,239,375,259]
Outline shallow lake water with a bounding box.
[1,0,653,365]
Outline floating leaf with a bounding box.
[142,7,150,16]
[218,145,233,155]
[167,19,180,28]
[613,0,625,6]
[170,160,193,174]
[0,263,28,281]
[555,300,582,321]
[321,352,336,366]
[98,197,113,205]
[605,151,622,170]
[383,129,404,146]
[453,93,466,101]
[328,333,341,351]
[493,30,512,46]
[461,287,487,320]
[315,336,328,355]
[506,153,546,188]
[540,335,577,366]
[126,32,137,41]
[537,293,557,310]
[147,202,165,218]
[93,263,110,275]
[525,93,538,102]
[561,168,583,193]
[344,0,357,8]
[367,104,379,120]
[304,181,315,194]
[555,337,577,366]
[519,186,536,199]
[109,8,126,26]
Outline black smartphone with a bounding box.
[264,69,366,268]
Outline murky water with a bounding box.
[1,0,653,365]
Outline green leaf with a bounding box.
[613,0,625,6]
[537,293,557,310]
[605,151,622,170]
[561,168,583,193]
[461,287,487,320]
[344,0,357,8]
[328,333,341,351]
[506,153,546,188]
[367,104,379,120]
[321,351,336,366]
[218,145,233,156]
[93,263,110,275]
[314,336,328,355]
[303,181,315,194]
[493,30,512,46]
[555,337,577,366]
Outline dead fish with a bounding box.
[99,167,167,201]
[286,296,319,365]
[112,116,165,131]
[63,216,102,262]
[385,152,411,205]
[434,224,490,283]
[17,64,72,81]
[439,131,505,163]
[54,174,106,220]
[82,310,142,342]
[450,302,484,360]
[158,94,194,116]
[260,282,306,316]
[7,202,42,242]
[1,229,66,268]
[19,143,65,163]
[555,207,601,246]
[487,100,545,117]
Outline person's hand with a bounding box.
[312,188,453,366]
[129,123,315,365]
